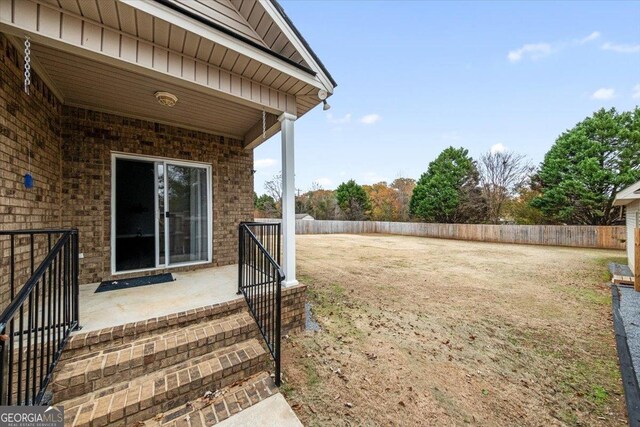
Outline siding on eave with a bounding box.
[229,0,309,67]
[171,0,267,47]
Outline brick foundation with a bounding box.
[281,283,307,334]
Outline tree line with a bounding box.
[255,107,640,225]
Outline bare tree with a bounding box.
[479,150,534,224]
[310,181,324,191]
[264,172,282,204]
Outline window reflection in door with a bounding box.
[157,163,166,265]
[166,165,208,264]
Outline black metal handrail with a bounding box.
[238,222,284,386]
[0,229,80,405]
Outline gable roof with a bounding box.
[613,180,640,206]
[155,0,336,91]
[268,0,337,88]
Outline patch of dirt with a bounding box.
[281,234,627,426]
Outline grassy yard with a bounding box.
[282,234,627,426]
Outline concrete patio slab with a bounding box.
[78,265,239,332]
[217,393,303,427]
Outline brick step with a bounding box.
[63,298,247,359]
[61,338,269,427]
[51,312,258,403]
[143,371,278,426]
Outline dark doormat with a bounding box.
[95,273,175,293]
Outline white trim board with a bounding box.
[614,180,640,206]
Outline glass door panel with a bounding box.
[114,158,156,272]
[166,164,209,265]
[157,162,166,266]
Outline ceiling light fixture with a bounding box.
[155,91,178,107]
[322,100,331,111]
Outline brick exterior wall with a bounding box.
[60,107,254,284]
[0,34,63,307]
[0,32,254,290]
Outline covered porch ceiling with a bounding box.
[30,41,264,140]
[0,0,337,148]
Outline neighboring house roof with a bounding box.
[295,213,314,220]
[614,180,640,206]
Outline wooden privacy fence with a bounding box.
[255,219,626,250]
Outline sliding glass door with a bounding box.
[113,155,211,274]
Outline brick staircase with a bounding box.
[50,299,281,426]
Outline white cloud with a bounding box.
[490,143,507,154]
[327,113,352,125]
[633,84,640,99]
[508,43,552,62]
[591,88,615,100]
[602,42,640,54]
[508,32,601,63]
[578,31,600,44]
[361,172,388,185]
[360,114,382,125]
[254,158,276,170]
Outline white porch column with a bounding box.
[279,112,298,287]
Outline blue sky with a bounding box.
[254,1,640,194]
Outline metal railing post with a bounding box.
[0,229,81,405]
[237,224,243,295]
[274,271,282,386]
[0,331,8,405]
[72,229,80,329]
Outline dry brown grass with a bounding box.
[281,234,627,426]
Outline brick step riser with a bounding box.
[52,326,261,403]
[60,314,255,368]
[150,372,278,426]
[153,356,270,423]
[71,352,270,427]
[62,300,247,360]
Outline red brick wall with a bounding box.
[60,107,254,284]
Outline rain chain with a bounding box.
[262,110,266,139]
[23,36,31,95]
[24,36,34,189]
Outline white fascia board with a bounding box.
[261,1,335,95]
[614,180,640,205]
[120,0,325,91]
